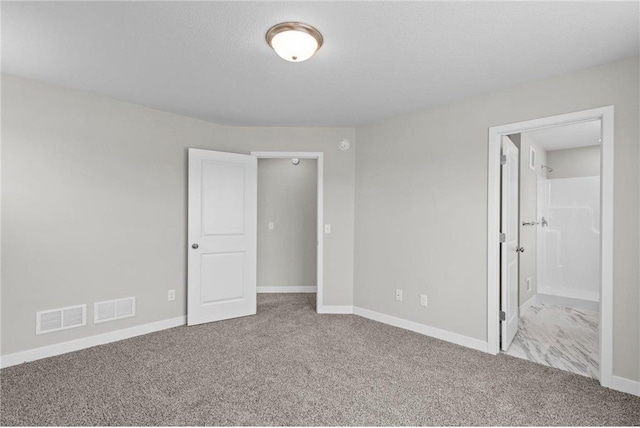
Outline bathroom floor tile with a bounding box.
[504,303,599,379]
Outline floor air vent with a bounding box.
[94,297,135,324]
[36,304,87,334]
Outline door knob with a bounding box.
[516,246,525,253]
[192,243,199,249]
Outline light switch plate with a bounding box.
[324,224,331,234]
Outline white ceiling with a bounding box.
[2,1,638,127]
[525,120,601,151]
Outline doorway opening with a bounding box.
[503,121,602,379]
[252,152,325,313]
[487,106,614,388]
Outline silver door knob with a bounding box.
[192,243,199,249]
[516,247,525,253]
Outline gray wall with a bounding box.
[1,74,355,355]
[516,133,547,307]
[2,57,639,383]
[354,56,639,381]
[547,145,601,179]
[257,159,317,288]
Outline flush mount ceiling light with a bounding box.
[266,22,323,62]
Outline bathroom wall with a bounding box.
[257,159,317,289]
[547,145,600,179]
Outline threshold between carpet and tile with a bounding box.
[1,294,639,426]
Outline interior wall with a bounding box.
[257,159,317,288]
[1,74,356,356]
[516,133,547,307]
[354,56,639,382]
[547,145,601,179]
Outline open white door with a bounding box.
[500,136,520,351]
[188,149,257,326]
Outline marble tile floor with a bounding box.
[504,302,599,379]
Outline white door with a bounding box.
[501,136,520,351]
[188,149,257,326]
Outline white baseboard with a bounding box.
[610,375,640,397]
[0,316,186,369]
[5,308,634,398]
[317,305,353,314]
[353,306,489,353]
[257,286,317,293]
[519,294,537,312]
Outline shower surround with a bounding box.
[536,176,601,311]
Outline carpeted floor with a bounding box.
[1,294,639,426]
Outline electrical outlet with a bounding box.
[395,289,403,301]
[420,294,428,307]
[526,277,532,292]
[168,289,176,301]
[268,222,274,230]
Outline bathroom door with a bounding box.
[187,149,257,326]
[501,136,520,351]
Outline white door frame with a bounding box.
[251,151,325,313]
[487,106,614,387]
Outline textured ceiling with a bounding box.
[526,120,601,151]
[2,1,639,127]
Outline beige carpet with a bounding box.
[1,294,639,426]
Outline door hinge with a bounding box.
[500,155,507,165]
[499,233,506,243]
[499,311,506,321]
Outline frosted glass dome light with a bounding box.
[266,22,323,62]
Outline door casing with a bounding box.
[486,106,614,388]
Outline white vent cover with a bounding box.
[36,304,87,334]
[94,297,135,324]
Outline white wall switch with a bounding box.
[168,289,176,301]
[324,224,331,234]
[395,289,403,301]
[526,277,532,292]
[268,222,274,230]
[420,294,428,307]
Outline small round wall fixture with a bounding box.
[338,139,351,151]
[266,22,323,62]
[291,158,300,165]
